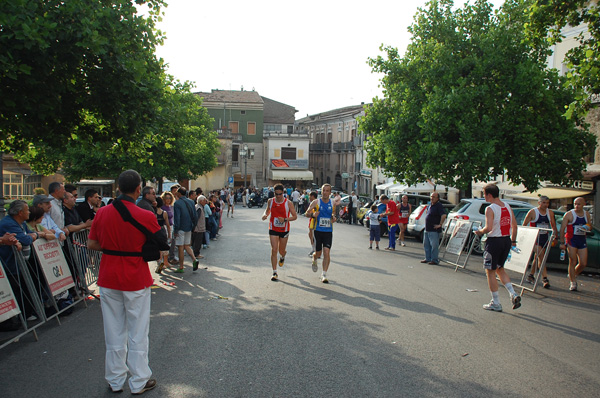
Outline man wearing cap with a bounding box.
[33,194,67,241]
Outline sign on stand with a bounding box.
[504,226,543,293]
[0,261,20,323]
[440,219,481,271]
[33,239,74,296]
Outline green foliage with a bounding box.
[60,79,220,182]
[360,0,596,192]
[0,0,220,182]
[0,0,166,168]
[526,0,600,117]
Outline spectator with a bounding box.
[87,169,167,394]
[137,186,156,214]
[76,189,101,222]
[33,194,66,242]
[172,187,200,273]
[47,182,67,235]
[0,200,39,326]
[192,196,206,258]
[27,205,56,240]
[63,192,93,234]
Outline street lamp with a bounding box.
[240,144,249,190]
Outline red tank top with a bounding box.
[269,198,291,232]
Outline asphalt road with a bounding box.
[1,206,599,398]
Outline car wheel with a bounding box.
[248,203,252,208]
[472,234,484,255]
[417,230,423,242]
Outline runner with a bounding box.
[305,183,336,283]
[261,183,298,281]
[522,195,557,288]
[227,188,235,218]
[475,184,521,312]
[397,195,412,247]
[306,191,318,257]
[559,197,593,291]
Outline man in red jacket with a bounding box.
[88,170,167,395]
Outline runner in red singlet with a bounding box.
[262,183,298,281]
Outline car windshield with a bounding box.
[451,201,471,213]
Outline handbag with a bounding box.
[104,198,168,262]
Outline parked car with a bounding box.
[340,195,371,208]
[407,203,455,242]
[511,208,599,270]
[358,201,375,225]
[444,198,534,254]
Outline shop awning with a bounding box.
[375,181,396,190]
[269,170,314,181]
[508,188,592,200]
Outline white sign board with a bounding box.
[0,261,20,323]
[33,239,75,295]
[446,220,472,255]
[503,226,540,274]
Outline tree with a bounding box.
[526,0,600,118]
[59,79,220,184]
[360,0,596,193]
[0,0,167,169]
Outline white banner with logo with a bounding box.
[33,239,75,295]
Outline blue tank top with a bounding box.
[315,198,334,232]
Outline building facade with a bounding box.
[298,104,366,194]
[193,89,265,190]
[262,97,312,188]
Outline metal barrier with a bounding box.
[0,232,102,349]
[65,229,101,299]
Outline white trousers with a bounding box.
[100,287,152,393]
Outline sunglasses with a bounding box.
[275,192,283,196]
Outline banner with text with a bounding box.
[33,239,74,296]
[0,261,20,323]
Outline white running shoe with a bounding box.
[483,301,502,312]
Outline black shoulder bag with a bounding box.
[103,198,169,262]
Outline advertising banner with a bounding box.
[0,261,20,323]
[33,239,74,295]
[446,220,472,255]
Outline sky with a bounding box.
[153,0,434,117]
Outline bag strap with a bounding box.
[113,198,152,238]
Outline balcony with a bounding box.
[333,141,354,152]
[217,128,242,142]
[309,142,332,152]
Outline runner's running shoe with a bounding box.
[271,272,278,281]
[278,257,285,267]
[483,301,502,312]
[511,294,522,310]
[312,258,318,272]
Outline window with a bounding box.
[24,175,42,196]
[281,147,296,160]
[3,171,23,198]
[241,110,246,115]
[247,122,256,135]
[232,146,239,162]
[229,121,239,134]
[287,125,293,133]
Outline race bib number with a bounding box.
[319,218,331,228]
[273,218,287,228]
[401,211,409,218]
[537,222,549,234]
[574,225,588,235]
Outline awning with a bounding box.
[79,179,115,184]
[375,181,396,190]
[269,170,314,181]
[508,188,593,200]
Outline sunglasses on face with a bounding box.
[275,192,283,196]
